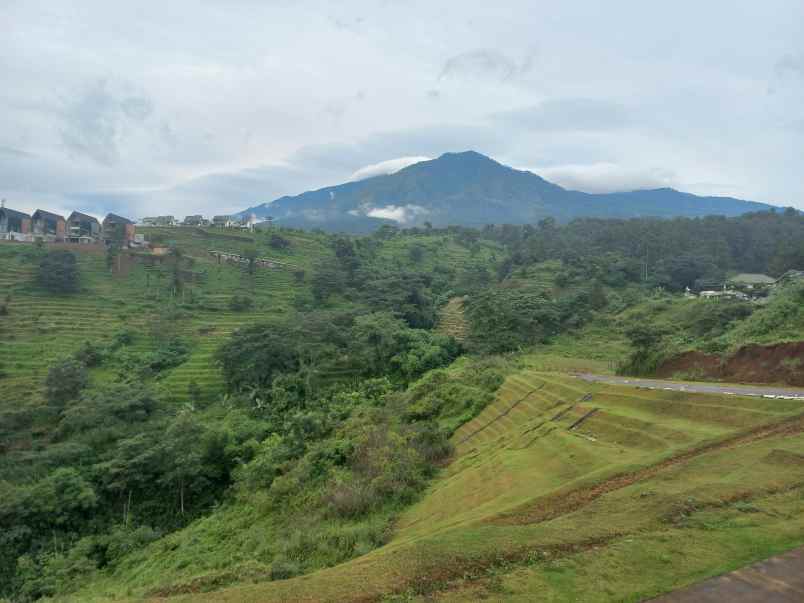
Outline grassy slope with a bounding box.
[70,369,804,602]
[0,230,332,476]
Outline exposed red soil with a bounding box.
[656,341,804,386]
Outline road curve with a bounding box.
[574,373,804,400]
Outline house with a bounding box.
[31,209,66,242]
[238,213,258,231]
[775,270,804,285]
[0,205,32,241]
[728,273,776,290]
[141,216,177,227]
[699,290,725,299]
[102,213,136,245]
[66,211,101,243]
[183,215,208,227]
[212,215,233,228]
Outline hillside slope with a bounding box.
[241,151,778,232]
[82,369,804,602]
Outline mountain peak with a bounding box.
[239,151,776,232]
[434,150,498,164]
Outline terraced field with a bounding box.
[161,369,804,603]
[0,232,326,417]
[436,296,469,342]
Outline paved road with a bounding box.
[649,546,804,602]
[575,373,804,400]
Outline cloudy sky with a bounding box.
[3,0,803,219]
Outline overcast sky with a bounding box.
[3,0,803,219]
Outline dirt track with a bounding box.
[575,374,804,400]
[649,546,804,602]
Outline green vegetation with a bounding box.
[0,209,802,602]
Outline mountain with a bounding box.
[240,151,778,232]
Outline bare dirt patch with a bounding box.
[656,341,804,386]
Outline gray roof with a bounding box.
[0,207,31,220]
[729,273,776,284]
[104,213,134,225]
[32,209,65,221]
[67,211,100,224]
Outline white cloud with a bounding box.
[531,163,678,194]
[365,204,429,223]
[348,156,431,181]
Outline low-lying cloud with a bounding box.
[349,156,431,181]
[533,163,677,194]
[364,204,429,224]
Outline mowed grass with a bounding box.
[103,370,804,603]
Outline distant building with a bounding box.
[32,209,66,242]
[775,270,804,285]
[728,273,776,290]
[141,216,177,227]
[212,215,234,228]
[183,214,208,227]
[102,213,136,245]
[699,290,724,299]
[66,211,101,243]
[238,213,258,231]
[0,205,32,241]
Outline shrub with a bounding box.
[269,233,291,250]
[37,250,79,294]
[229,295,254,312]
[45,359,88,407]
[74,341,104,368]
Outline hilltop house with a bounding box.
[238,213,258,231]
[141,216,177,227]
[212,215,234,228]
[32,210,66,242]
[776,270,804,285]
[183,214,209,227]
[0,206,32,241]
[728,273,776,290]
[66,211,101,243]
[102,213,136,245]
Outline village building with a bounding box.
[775,270,804,285]
[238,213,258,231]
[727,273,776,290]
[31,209,66,242]
[0,205,32,241]
[141,216,177,227]
[212,215,234,228]
[102,213,136,245]
[66,211,101,244]
[183,214,209,227]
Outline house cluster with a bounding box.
[692,271,804,301]
[0,203,140,246]
[139,213,264,231]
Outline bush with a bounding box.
[45,359,88,407]
[74,341,104,368]
[269,233,291,250]
[37,250,79,294]
[229,295,254,312]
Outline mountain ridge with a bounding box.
[239,151,779,232]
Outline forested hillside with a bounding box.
[0,209,802,601]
